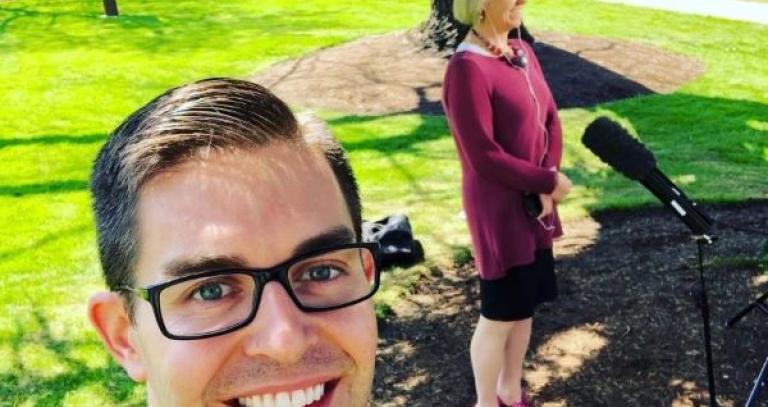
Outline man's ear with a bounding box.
[88,292,147,382]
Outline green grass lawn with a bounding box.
[1,0,767,404]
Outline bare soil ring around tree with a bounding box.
[250,30,704,114]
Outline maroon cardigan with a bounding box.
[442,39,564,280]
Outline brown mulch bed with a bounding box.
[250,30,705,115]
[373,203,768,407]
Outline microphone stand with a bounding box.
[580,119,768,405]
[693,234,718,407]
[642,169,720,405]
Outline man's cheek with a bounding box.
[333,304,377,358]
[138,331,219,404]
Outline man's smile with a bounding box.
[233,379,337,407]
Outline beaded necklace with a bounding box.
[470,28,528,68]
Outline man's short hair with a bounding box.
[90,78,362,307]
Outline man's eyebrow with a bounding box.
[161,226,355,278]
[164,255,249,278]
[292,225,356,257]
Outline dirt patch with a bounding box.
[250,30,704,115]
[373,202,768,406]
[250,30,446,116]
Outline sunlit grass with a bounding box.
[0,0,428,404]
[1,0,767,403]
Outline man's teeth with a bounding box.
[239,383,325,407]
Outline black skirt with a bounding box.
[479,249,558,321]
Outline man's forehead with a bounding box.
[132,144,352,283]
[149,143,327,181]
[138,144,339,211]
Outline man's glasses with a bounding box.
[117,242,380,340]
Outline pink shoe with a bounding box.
[497,387,532,407]
[497,397,532,407]
[521,386,532,405]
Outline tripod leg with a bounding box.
[697,240,718,406]
[757,299,768,317]
[745,356,768,407]
[727,291,768,328]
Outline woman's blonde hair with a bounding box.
[452,0,485,25]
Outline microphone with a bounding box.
[582,117,714,237]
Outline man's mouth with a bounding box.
[234,380,336,407]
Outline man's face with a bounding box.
[93,144,376,406]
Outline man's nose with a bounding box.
[239,281,317,364]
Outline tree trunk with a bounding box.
[421,0,535,52]
[103,0,119,16]
[422,0,467,52]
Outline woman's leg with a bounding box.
[496,317,533,404]
[471,315,514,407]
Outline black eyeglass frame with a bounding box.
[117,242,380,340]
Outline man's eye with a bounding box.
[299,265,342,282]
[192,282,231,301]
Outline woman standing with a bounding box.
[442,1,572,406]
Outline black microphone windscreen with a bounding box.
[581,117,657,181]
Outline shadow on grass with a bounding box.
[0,2,368,55]
[602,93,768,166]
[535,41,654,109]
[1,309,140,406]
[0,132,105,196]
[0,3,101,34]
[0,223,90,263]
[0,133,106,149]
[329,114,450,154]
[559,93,768,212]
[0,180,88,197]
